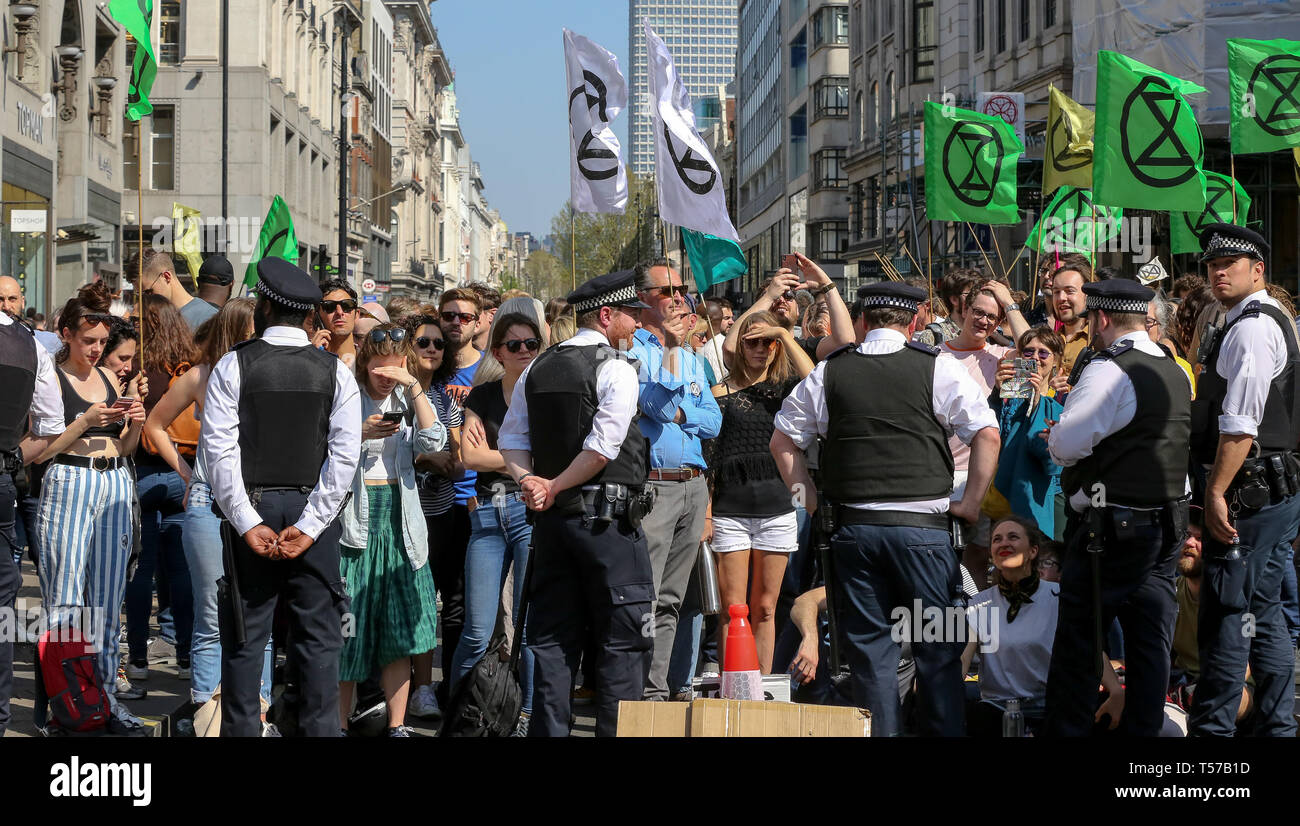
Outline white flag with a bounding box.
[645,22,738,242]
[564,29,627,214]
[1137,256,1168,285]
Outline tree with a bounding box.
[521,249,567,301]
[550,173,659,290]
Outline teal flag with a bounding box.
[681,228,747,293]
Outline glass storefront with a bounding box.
[1,181,49,313]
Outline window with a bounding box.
[790,28,807,91]
[869,80,879,138]
[887,72,896,121]
[867,0,876,40]
[913,1,935,82]
[975,0,985,52]
[813,76,849,120]
[855,90,865,140]
[123,117,140,186]
[1044,0,1056,27]
[812,6,849,48]
[811,221,849,259]
[789,106,807,179]
[159,1,182,65]
[814,148,847,190]
[1020,0,1031,40]
[997,0,1006,51]
[150,106,175,190]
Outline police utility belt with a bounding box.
[574,482,655,528]
[1228,449,1300,513]
[1,447,21,475]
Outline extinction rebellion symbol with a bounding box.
[569,70,619,181]
[1248,53,1300,138]
[1182,175,1235,236]
[942,120,1003,207]
[1049,109,1089,172]
[1120,76,1201,188]
[663,122,717,195]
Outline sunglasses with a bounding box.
[642,284,688,299]
[82,313,117,327]
[742,337,775,350]
[1021,348,1055,360]
[416,336,445,351]
[321,299,358,313]
[501,337,541,353]
[368,328,407,344]
[441,311,478,325]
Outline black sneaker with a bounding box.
[387,725,413,737]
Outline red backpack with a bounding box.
[37,626,111,733]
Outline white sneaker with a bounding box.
[407,684,442,720]
[115,672,147,701]
[125,661,149,681]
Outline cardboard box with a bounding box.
[691,673,792,703]
[617,698,869,737]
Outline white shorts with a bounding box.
[712,512,799,554]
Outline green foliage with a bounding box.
[549,173,659,294]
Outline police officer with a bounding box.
[0,305,65,736]
[498,270,654,737]
[771,282,1000,736]
[1189,224,1300,737]
[1045,278,1191,737]
[200,257,361,737]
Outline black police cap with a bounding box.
[1199,223,1269,263]
[197,254,234,286]
[856,282,926,314]
[254,257,319,311]
[1082,278,1154,315]
[567,269,652,314]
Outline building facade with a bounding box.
[628,0,739,178]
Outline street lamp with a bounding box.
[54,44,84,121]
[88,75,118,138]
[4,3,37,82]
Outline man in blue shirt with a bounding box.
[630,258,722,700]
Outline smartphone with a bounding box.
[111,397,135,410]
[381,410,405,424]
[782,254,798,271]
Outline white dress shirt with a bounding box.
[1216,289,1287,438]
[773,327,998,512]
[1,312,64,437]
[200,325,362,539]
[1049,330,1193,509]
[498,326,640,462]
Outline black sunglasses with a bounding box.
[441,311,478,325]
[416,336,445,350]
[642,284,689,299]
[321,299,358,313]
[82,313,117,326]
[368,328,407,344]
[501,337,541,353]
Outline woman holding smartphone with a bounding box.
[338,324,447,736]
[142,299,265,712]
[36,282,147,733]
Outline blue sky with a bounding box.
[431,1,630,240]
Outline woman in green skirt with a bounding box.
[338,323,447,736]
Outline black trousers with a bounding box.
[527,510,654,737]
[0,473,18,736]
[219,490,346,737]
[430,503,470,704]
[1044,503,1183,737]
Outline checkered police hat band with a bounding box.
[256,279,316,311]
[862,296,918,312]
[573,284,637,313]
[1086,296,1147,314]
[1206,233,1263,260]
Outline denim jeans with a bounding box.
[184,482,271,705]
[449,495,534,713]
[127,466,193,664]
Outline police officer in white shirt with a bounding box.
[771,282,1000,736]
[200,257,361,737]
[1187,224,1300,737]
[499,270,655,737]
[1045,278,1191,737]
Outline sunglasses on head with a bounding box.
[368,328,407,344]
[441,311,478,325]
[501,337,541,353]
[643,284,688,299]
[321,299,358,313]
[416,336,445,350]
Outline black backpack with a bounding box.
[439,551,533,737]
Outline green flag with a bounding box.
[243,196,299,290]
[1228,38,1300,154]
[108,0,157,121]
[1094,50,1207,211]
[1025,187,1122,255]
[923,101,1023,225]
[1170,171,1251,254]
[681,228,747,293]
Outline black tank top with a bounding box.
[57,366,122,438]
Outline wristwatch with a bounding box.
[1005,302,1021,313]
[812,283,835,297]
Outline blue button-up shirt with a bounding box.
[630,327,722,469]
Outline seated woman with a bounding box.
[338,324,447,737]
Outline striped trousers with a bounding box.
[36,462,135,694]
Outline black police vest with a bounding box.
[1060,342,1190,507]
[0,319,37,453]
[1191,301,1300,464]
[234,339,336,488]
[821,342,954,503]
[523,342,648,508]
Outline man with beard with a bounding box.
[1050,254,1094,382]
[723,254,854,367]
[317,280,361,368]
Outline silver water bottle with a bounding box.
[696,541,722,616]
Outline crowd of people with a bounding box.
[0,218,1296,737]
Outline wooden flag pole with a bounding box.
[569,205,577,294]
[989,226,1007,279]
[900,245,924,280]
[964,222,999,280]
[1230,153,1238,220]
[137,127,145,369]
[1089,202,1098,268]
[925,219,935,311]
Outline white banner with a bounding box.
[564,29,628,214]
[645,22,738,241]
